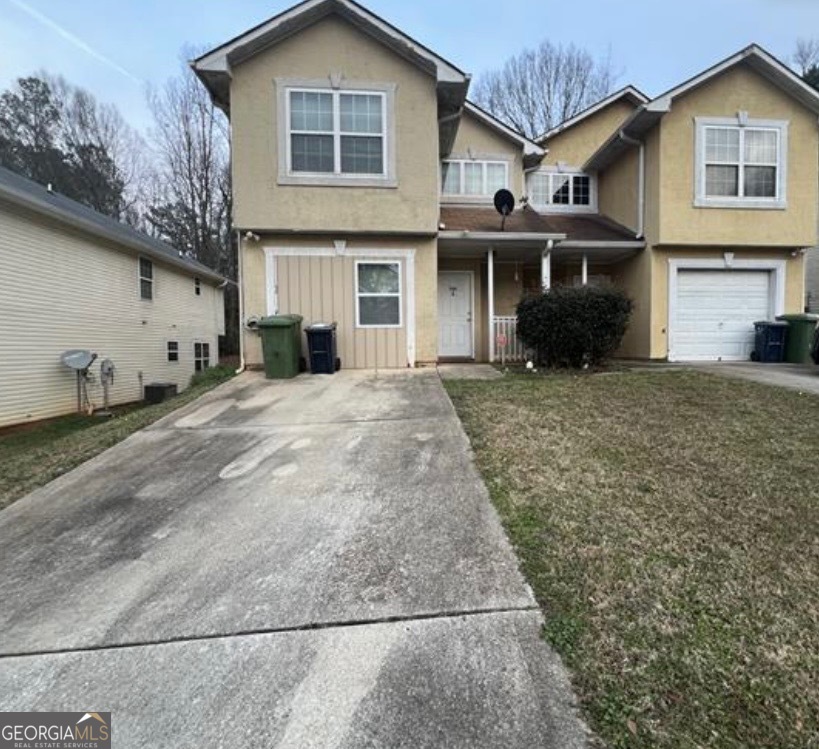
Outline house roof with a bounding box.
[585,44,819,172]
[537,85,649,143]
[463,101,545,165]
[0,166,225,284]
[439,205,641,245]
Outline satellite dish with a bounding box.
[493,189,515,230]
[61,349,96,371]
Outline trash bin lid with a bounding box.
[775,313,819,322]
[306,322,337,331]
[258,314,303,328]
[754,320,789,327]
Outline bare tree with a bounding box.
[794,38,819,75]
[472,42,617,139]
[146,48,237,352]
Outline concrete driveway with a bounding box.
[0,370,590,748]
[694,361,819,395]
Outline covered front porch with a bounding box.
[437,240,643,363]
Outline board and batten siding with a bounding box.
[272,253,409,369]
[0,202,225,427]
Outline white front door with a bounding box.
[438,271,473,358]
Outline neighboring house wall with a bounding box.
[542,100,637,167]
[230,14,440,235]
[657,64,819,247]
[0,201,224,427]
[806,248,819,312]
[446,110,525,200]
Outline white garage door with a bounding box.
[671,270,772,361]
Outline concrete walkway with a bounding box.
[0,370,590,748]
[693,361,819,395]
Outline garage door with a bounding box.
[670,270,772,361]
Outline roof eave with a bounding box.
[463,101,545,160]
[439,231,566,242]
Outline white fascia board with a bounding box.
[463,101,545,157]
[439,231,566,242]
[538,86,650,141]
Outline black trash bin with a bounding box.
[305,323,340,374]
[751,321,788,363]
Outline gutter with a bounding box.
[617,129,646,239]
[234,229,246,375]
[439,231,567,242]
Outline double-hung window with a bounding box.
[441,160,508,198]
[288,89,386,177]
[528,171,594,211]
[139,258,153,300]
[194,342,210,372]
[695,117,787,207]
[356,261,401,328]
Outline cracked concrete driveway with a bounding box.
[0,369,590,748]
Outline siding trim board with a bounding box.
[263,246,416,367]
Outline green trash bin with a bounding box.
[776,313,819,364]
[257,314,303,378]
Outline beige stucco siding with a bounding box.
[806,248,819,311]
[241,234,437,368]
[446,111,525,199]
[658,64,819,247]
[230,15,440,234]
[542,100,637,167]
[598,147,640,233]
[0,202,224,428]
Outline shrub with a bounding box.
[516,285,633,368]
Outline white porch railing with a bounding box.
[492,316,527,363]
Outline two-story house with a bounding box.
[193,0,819,367]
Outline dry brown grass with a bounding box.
[446,369,819,749]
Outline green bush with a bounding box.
[189,364,235,389]
[516,285,633,368]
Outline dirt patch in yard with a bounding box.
[446,369,819,749]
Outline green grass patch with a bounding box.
[445,369,819,748]
[0,365,235,510]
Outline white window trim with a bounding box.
[276,78,397,188]
[138,256,153,301]
[667,256,787,362]
[526,167,597,213]
[264,246,416,366]
[355,259,403,329]
[440,158,510,201]
[694,116,788,209]
[193,340,211,371]
[167,341,179,363]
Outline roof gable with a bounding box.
[585,44,819,171]
[538,86,648,142]
[462,101,544,165]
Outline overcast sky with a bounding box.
[2,0,818,133]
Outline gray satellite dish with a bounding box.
[61,349,97,414]
[61,349,96,371]
[493,189,515,230]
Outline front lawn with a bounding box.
[445,370,819,749]
[0,365,235,511]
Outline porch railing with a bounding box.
[492,316,527,363]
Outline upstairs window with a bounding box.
[441,160,508,198]
[194,278,201,296]
[288,89,386,177]
[139,258,153,300]
[528,171,594,211]
[695,117,787,208]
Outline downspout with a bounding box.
[234,228,246,375]
[619,130,645,239]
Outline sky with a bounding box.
[1,0,819,134]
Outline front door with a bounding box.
[438,271,473,358]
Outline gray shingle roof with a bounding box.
[0,165,225,284]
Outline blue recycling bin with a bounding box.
[751,321,788,363]
[305,323,339,374]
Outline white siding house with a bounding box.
[0,167,226,428]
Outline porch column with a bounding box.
[541,249,551,290]
[488,247,495,363]
[581,253,588,286]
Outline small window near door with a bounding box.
[194,342,210,371]
[356,261,401,327]
[194,278,201,296]
[167,341,179,362]
[139,257,153,300]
